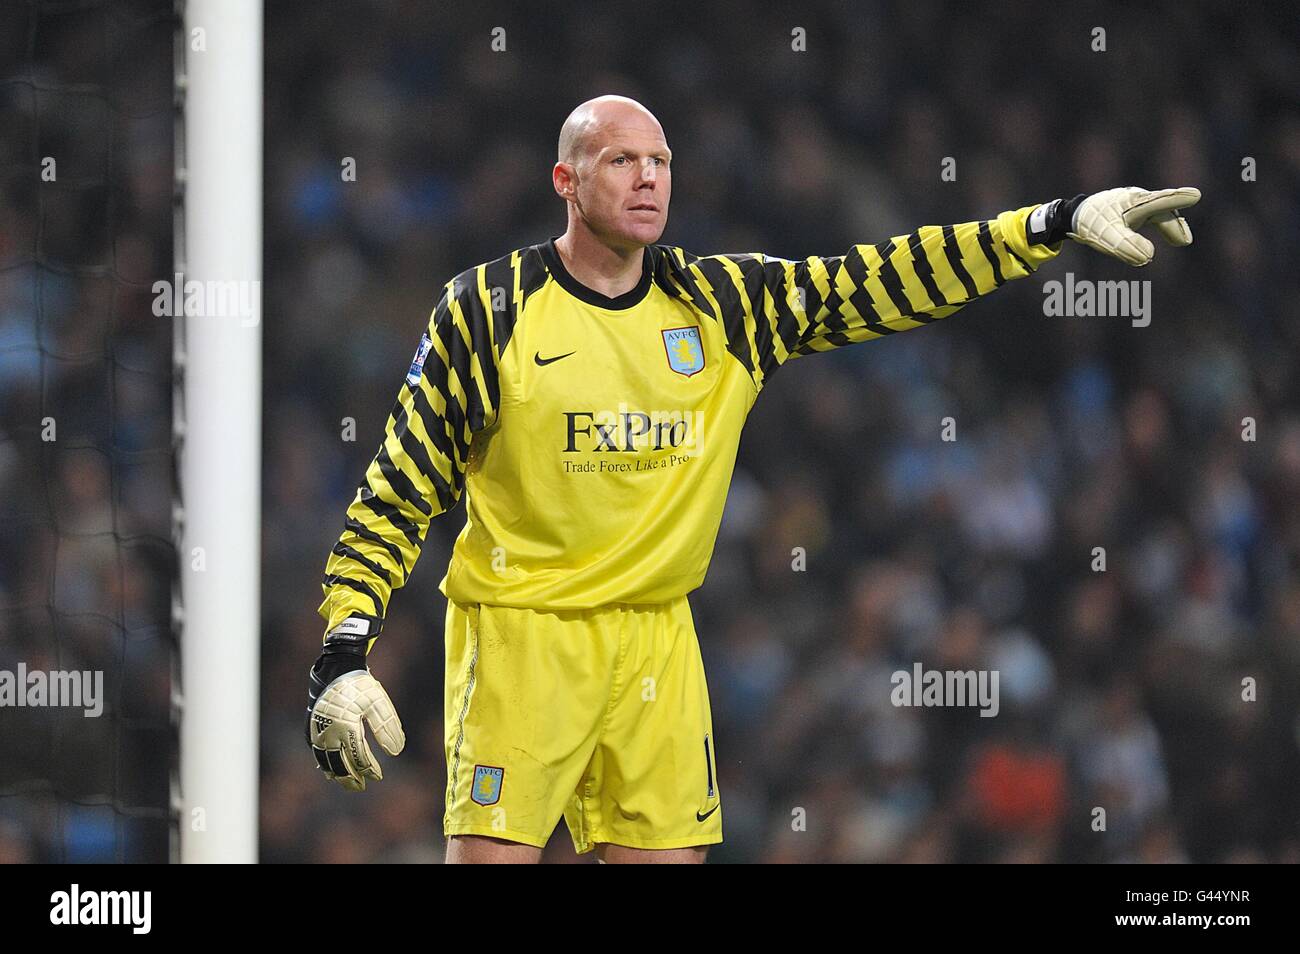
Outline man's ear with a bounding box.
[553,161,577,199]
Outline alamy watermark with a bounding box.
[891,664,1000,717]
[1043,272,1151,327]
[152,274,260,326]
[0,664,103,717]
[50,884,150,934]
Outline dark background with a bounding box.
[0,0,173,862]
[3,0,1299,862]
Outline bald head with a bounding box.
[558,95,667,170]
[553,95,671,249]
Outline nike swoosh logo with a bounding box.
[696,804,720,823]
[534,350,575,366]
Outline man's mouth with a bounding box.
[629,204,658,212]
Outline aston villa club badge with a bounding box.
[471,764,504,806]
[662,326,704,377]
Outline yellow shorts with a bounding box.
[442,596,722,854]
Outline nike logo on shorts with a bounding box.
[696,804,719,823]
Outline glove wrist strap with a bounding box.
[1027,193,1087,246]
[323,613,383,655]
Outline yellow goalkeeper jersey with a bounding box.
[318,205,1062,631]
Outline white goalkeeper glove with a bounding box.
[1029,186,1201,266]
[1068,186,1201,266]
[306,618,405,792]
[1060,186,1202,267]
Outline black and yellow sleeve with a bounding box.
[317,267,505,636]
[689,204,1063,391]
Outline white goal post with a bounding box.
[175,0,263,864]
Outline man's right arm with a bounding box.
[317,271,503,636]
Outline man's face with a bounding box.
[567,118,671,248]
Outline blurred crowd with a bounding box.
[4,0,1300,863]
[0,0,174,861]
[260,0,1300,863]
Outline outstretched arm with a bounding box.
[690,186,1199,391]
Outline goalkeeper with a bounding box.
[307,94,1200,864]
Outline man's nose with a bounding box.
[639,158,657,182]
